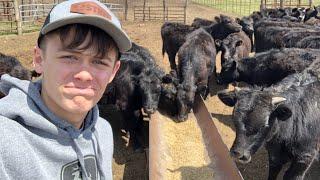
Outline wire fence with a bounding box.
[192,0,320,16]
[2,0,320,35]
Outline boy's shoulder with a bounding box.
[0,115,26,148]
[95,116,113,133]
[0,115,24,130]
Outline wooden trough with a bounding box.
[149,94,243,179]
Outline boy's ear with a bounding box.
[33,45,44,74]
[108,60,121,83]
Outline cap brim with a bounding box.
[41,15,132,52]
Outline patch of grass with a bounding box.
[0,20,43,36]
[0,22,17,35]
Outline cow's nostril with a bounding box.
[238,154,251,164]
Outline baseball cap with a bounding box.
[37,0,131,52]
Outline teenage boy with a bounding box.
[0,0,131,179]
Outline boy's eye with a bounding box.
[61,55,77,61]
[93,59,108,66]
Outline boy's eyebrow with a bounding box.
[56,48,114,61]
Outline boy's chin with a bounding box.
[66,98,95,113]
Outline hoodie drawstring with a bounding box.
[67,127,90,180]
[92,127,106,180]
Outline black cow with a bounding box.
[236,16,254,51]
[304,5,320,22]
[281,30,320,48]
[191,17,216,28]
[304,17,320,26]
[296,36,320,49]
[218,73,320,179]
[215,31,251,67]
[128,43,165,114]
[102,56,146,152]
[254,18,313,28]
[0,53,32,81]
[161,22,195,70]
[254,25,320,52]
[0,53,43,98]
[161,14,241,70]
[290,7,306,21]
[217,48,320,86]
[158,71,179,117]
[176,28,216,121]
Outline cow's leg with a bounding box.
[168,53,177,71]
[283,151,316,180]
[130,110,144,153]
[204,79,210,100]
[267,144,288,180]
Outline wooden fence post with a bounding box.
[143,0,146,21]
[13,0,22,35]
[184,0,187,24]
[260,0,265,11]
[124,0,128,20]
[280,0,284,8]
[163,0,166,22]
[309,0,313,7]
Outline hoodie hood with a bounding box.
[0,74,108,180]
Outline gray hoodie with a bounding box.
[0,74,113,180]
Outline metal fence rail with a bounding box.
[134,5,186,23]
[0,1,125,35]
[19,3,54,32]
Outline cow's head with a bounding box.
[176,83,197,121]
[291,7,306,21]
[216,38,244,66]
[217,59,239,85]
[219,14,242,33]
[138,69,162,115]
[236,17,254,35]
[218,88,292,163]
[158,75,178,116]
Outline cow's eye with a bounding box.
[245,125,258,136]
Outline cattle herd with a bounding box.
[1,5,320,180]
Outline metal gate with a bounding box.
[0,0,15,34]
[134,4,187,23]
[133,0,188,23]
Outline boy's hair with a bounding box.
[39,24,121,60]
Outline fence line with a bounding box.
[134,4,187,23]
[191,0,317,16]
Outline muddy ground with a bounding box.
[0,2,319,180]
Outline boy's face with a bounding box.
[33,32,120,120]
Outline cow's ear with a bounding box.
[273,104,292,121]
[235,40,243,47]
[162,74,173,84]
[217,89,237,107]
[197,84,207,93]
[235,17,241,23]
[214,16,221,23]
[215,39,222,48]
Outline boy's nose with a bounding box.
[74,70,93,82]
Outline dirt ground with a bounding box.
[0,2,319,180]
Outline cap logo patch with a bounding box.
[70,2,111,20]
